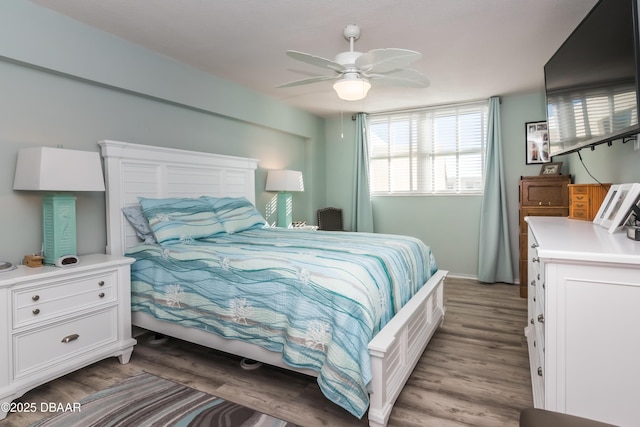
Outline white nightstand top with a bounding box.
[0,254,135,288]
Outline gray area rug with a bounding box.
[29,371,301,427]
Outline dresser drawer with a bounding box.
[570,186,589,195]
[571,195,589,204]
[572,200,588,209]
[520,176,571,207]
[13,307,118,379]
[570,209,590,220]
[13,272,115,329]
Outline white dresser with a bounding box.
[525,217,640,426]
[0,254,136,420]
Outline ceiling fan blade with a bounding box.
[356,48,422,73]
[286,50,345,72]
[276,75,336,88]
[369,69,430,88]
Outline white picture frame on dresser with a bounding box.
[599,183,640,233]
[0,254,136,421]
[592,184,619,225]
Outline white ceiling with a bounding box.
[29,0,598,118]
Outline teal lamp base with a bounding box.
[42,194,77,265]
[276,192,293,228]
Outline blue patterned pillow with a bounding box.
[203,197,267,234]
[122,205,156,244]
[138,197,226,243]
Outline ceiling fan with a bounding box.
[277,24,429,101]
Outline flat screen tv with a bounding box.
[544,0,640,157]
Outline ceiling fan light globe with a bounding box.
[333,77,371,101]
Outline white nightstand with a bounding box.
[0,254,136,420]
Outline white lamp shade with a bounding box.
[13,147,105,192]
[265,170,304,192]
[333,74,372,101]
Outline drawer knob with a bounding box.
[98,281,105,286]
[537,314,545,323]
[530,280,536,287]
[531,243,538,249]
[532,257,540,263]
[32,295,40,301]
[32,308,40,315]
[537,367,543,376]
[61,334,79,343]
[98,292,105,298]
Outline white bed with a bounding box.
[99,140,447,427]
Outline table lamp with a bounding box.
[13,147,106,265]
[265,170,304,228]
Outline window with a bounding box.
[368,101,488,195]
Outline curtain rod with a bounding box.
[368,96,498,117]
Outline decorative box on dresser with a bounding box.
[519,175,571,297]
[0,254,136,420]
[525,216,640,426]
[568,183,612,221]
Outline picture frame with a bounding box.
[593,184,619,225]
[539,161,563,176]
[599,183,640,233]
[525,121,550,164]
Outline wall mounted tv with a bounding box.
[545,0,640,157]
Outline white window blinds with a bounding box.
[369,100,488,195]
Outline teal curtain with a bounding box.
[478,97,514,283]
[351,113,374,232]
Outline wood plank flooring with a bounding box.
[3,277,532,427]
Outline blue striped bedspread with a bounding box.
[126,228,438,418]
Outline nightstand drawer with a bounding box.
[13,307,118,379]
[13,272,115,328]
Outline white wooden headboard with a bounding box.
[99,140,259,256]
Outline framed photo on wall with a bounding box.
[525,121,550,164]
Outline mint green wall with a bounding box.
[325,93,639,280]
[325,114,483,277]
[0,0,325,264]
[325,93,552,280]
[556,137,640,184]
[5,0,636,277]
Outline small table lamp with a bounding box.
[13,147,106,265]
[265,170,304,228]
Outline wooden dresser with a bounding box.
[519,175,570,297]
[568,183,612,221]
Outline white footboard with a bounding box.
[367,269,447,427]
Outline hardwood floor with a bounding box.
[3,277,532,427]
